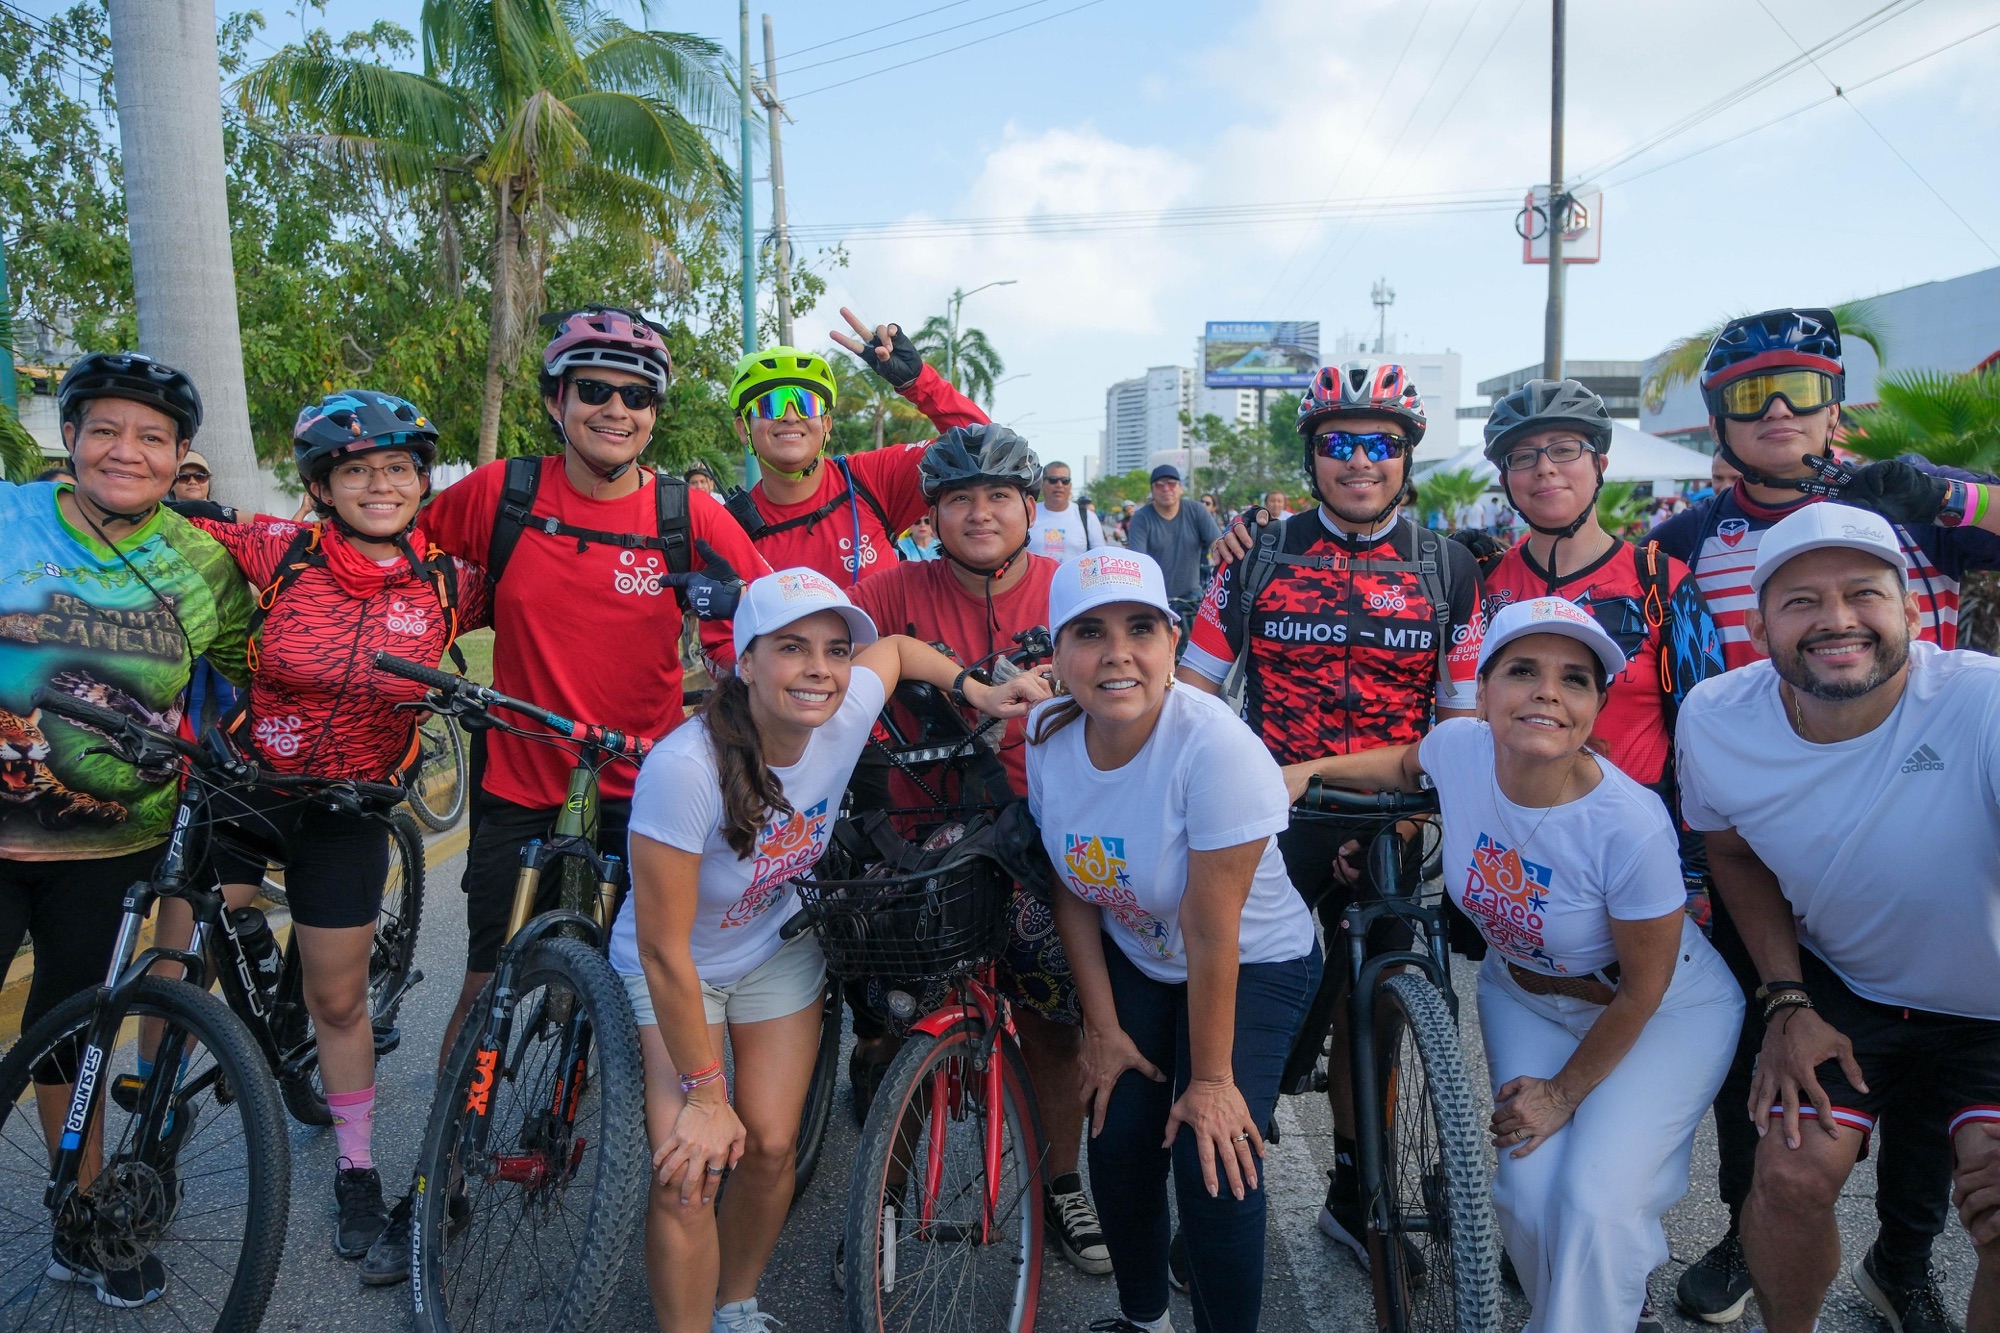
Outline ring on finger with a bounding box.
[705,1164,726,1175]
[1233,1132,1251,1143]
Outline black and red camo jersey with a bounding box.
[193,517,491,781]
[1183,512,1483,763]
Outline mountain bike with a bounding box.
[1283,781,1500,1333]
[376,654,650,1333]
[404,714,468,832]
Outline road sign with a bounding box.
[1519,185,1603,264]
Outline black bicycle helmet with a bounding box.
[57,352,203,442]
[292,390,441,484]
[1482,378,1613,462]
[919,424,1044,501]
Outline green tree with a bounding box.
[1594,480,1652,538]
[1641,300,1889,413]
[911,314,1004,406]
[1088,467,1153,509]
[238,0,740,465]
[1184,410,1297,510]
[1413,467,1489,527]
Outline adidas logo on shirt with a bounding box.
[1900,743,1945,774]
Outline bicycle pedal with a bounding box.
[373,1025,402,1057]
[109,1074,146,1113]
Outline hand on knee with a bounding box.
[1956,1123,2000,1247]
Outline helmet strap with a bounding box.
[550,384,638,483]
[1713,430,1825,493]
[946,535,1028,583]
[762,450,821,483]
[1306,441,1408,530]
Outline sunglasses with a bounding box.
[1712,369,1837,422]
[571,377,663,411]
[1499,438,1595,473]
[742,385,829,422]
[1314,431,1409,463]
[1044,475,1073,485]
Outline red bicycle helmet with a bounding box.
[1296,359,1427,443]
[541,305,672,393]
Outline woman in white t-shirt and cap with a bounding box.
[1290,596,1744,1333]
[1026,548,1321,1333]
[612,567,1045,1333]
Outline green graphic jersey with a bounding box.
[0,481,253,861]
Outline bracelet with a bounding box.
[1762,993,1815,1024]
[679,1060,724,1094]
[1941,480,1990,528]
[950,667,976,708]
[1753,980,1807,1005]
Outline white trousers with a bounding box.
[1475,918,1743,1333]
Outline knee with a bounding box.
[307,986,370,1032]
[649,1179,714,1227]
[1750,1146,1845,1216]
[739,1126,795,1176]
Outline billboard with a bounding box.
[1202,321,1321,389]
[1521,185,1603,264]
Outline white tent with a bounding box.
[1415,423,1714,491]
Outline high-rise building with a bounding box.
[1102,365,1192,478]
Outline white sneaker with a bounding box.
[713,1298,783,1332]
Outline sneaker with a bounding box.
[1045,1178,1112,1275]
[333,1162,391,1259]
[713,1297,783,1332]
[1676,1232,1753,1324]
[1167,1228,1189,1293]
[1636,1299,1667,1333]
[360,1192,412,1286]
[48,1237,167,1309]
[1853,1244,1960,1333]
[1317,1168,1424,1281]
[1087,1317,1174,1333]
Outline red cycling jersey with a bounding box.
[193,516,492,781]
[422,461,769,809]
[742,365,988,585]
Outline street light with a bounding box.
[946,279,1016,386]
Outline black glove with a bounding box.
[164,498,239,523]
[1825,458,1949,526]
[670,539,745,620]
[859,323,924,390]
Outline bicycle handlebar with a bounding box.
[374,653,651,764]
[1292,777,1439,817]
[33,688,200,761]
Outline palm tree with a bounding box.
[827,348,928,454]
[239,0,737,465]
[1640,299,1890,414]
[911,314,1004,406]
[1413,467,1489,527]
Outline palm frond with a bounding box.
[1,404,48,483]
[1845,364,2000,469]
[1641,298,1896,413]
[1414,467,1489,523]
[564,89,726,191]
[487,86,588,185]
[581,29,737,137]
[236,54,469,156]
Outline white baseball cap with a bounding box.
[1475,596,1629,679]
[1047,549,1179,636]
[1749,501,1908,594]
[732,567,879,663]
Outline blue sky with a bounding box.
[28,0,2000,472]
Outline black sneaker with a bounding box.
[1167,1228,1189,1293]
[48,1237,167,1309]
[1317,1168,1425,1281]
[1675,1232,1752,1324]
[1045,1178,1111,1275]
[334,1162,391,1259]
[360,1192,412,1286]
[1636,1299,1667,1333]
[1854,1244,1960,1333]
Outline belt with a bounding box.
[1506,960,1620,1006]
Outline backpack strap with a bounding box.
[1637,539,1677,721]
[485,455,544,585]
[837,457,893,541]
[1411,524,1455,689]
[486,456,690,577]
[1219,516,1292,715]
[243,526,326,674]
[654,471,691,575]
[729,458,893,558]
[721,485,769,539]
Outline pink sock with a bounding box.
[328,1087,376,1170]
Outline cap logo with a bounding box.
[776,570,840,602]
[1527,599,1590,626]
[1841,522,1885,539]
[1076,553,1145,589]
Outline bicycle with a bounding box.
[404,712,468,832]
[1283,780,1501,1333]
[375,654,651,1333]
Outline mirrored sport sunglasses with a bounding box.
[1714,369,1837,422]
[742,385,829,422]
[570,377,664,411]
[1314,430,1409,463]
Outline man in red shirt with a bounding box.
[720,309,988,585]
[846,424,1110,1278]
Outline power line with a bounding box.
[780,0,988,60]
[787,0,1110,99]
[776,0,1067,78]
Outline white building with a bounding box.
[1102,365,1192,479]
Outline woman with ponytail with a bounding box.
[609,567,1046,1333]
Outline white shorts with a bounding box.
[621,929,826,1028]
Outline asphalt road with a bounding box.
[255,842,1978,1332]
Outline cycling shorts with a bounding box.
[209,787,389,930]
[461,792,632,973]
[1779,949,2000,1145]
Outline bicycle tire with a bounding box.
[0,975,291,1332]
[409,936,648,1333]
[792,980,842,1202]
[407,715,468,832]
[845,1019,1044,1333]
[1373,971,1502,1333]
[273,810,427,1127]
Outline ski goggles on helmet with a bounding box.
[1709,369,1837,422]
[570,377,664,411]
[741,385,829,422]
[1313,430,1410,463]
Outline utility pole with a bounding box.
[107,0,260,507]
[758,15,794,346]
[1542,0,1567,381]
[736,0,760,483]
[945,279,1015,393]
[0,237,16,413]
[1371,277,1396,355]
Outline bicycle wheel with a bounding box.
[407,716,468,832]
[791,980,842,1202]
[273,810,427,1126]
[846,1019,1043,1333]
[410,936,648,1333]
[0,976,290,1332]
[1372,971,1501,1333]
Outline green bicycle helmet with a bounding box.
[729,346,839,415]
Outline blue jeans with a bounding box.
[1088,936,1321,1332]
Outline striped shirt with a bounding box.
[1652,475,2000,669]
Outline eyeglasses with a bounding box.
[1713,369,1837,421]
[1044,475,1072,485]
[571,377,663,411]
[742,385,829,421]
[1499,438,1595,472]
[1314,430,1409,463]
[175,470,209,483]
[329,459,424,489]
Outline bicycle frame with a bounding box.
[902,965,1016,1242]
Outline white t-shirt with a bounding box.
[1419,718,1686,977]
[1676,641,2000,1020]
[609,666,888,987]
[1026,685,1314,983]
[1030,501,1106,562]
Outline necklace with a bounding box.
[1787,684,1813,741]
[1490,755,1578,859]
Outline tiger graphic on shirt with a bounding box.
[0,705,126,828]
[723,797,830,928]
[1062,833,1173,960]
[1462,832,1562,972]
